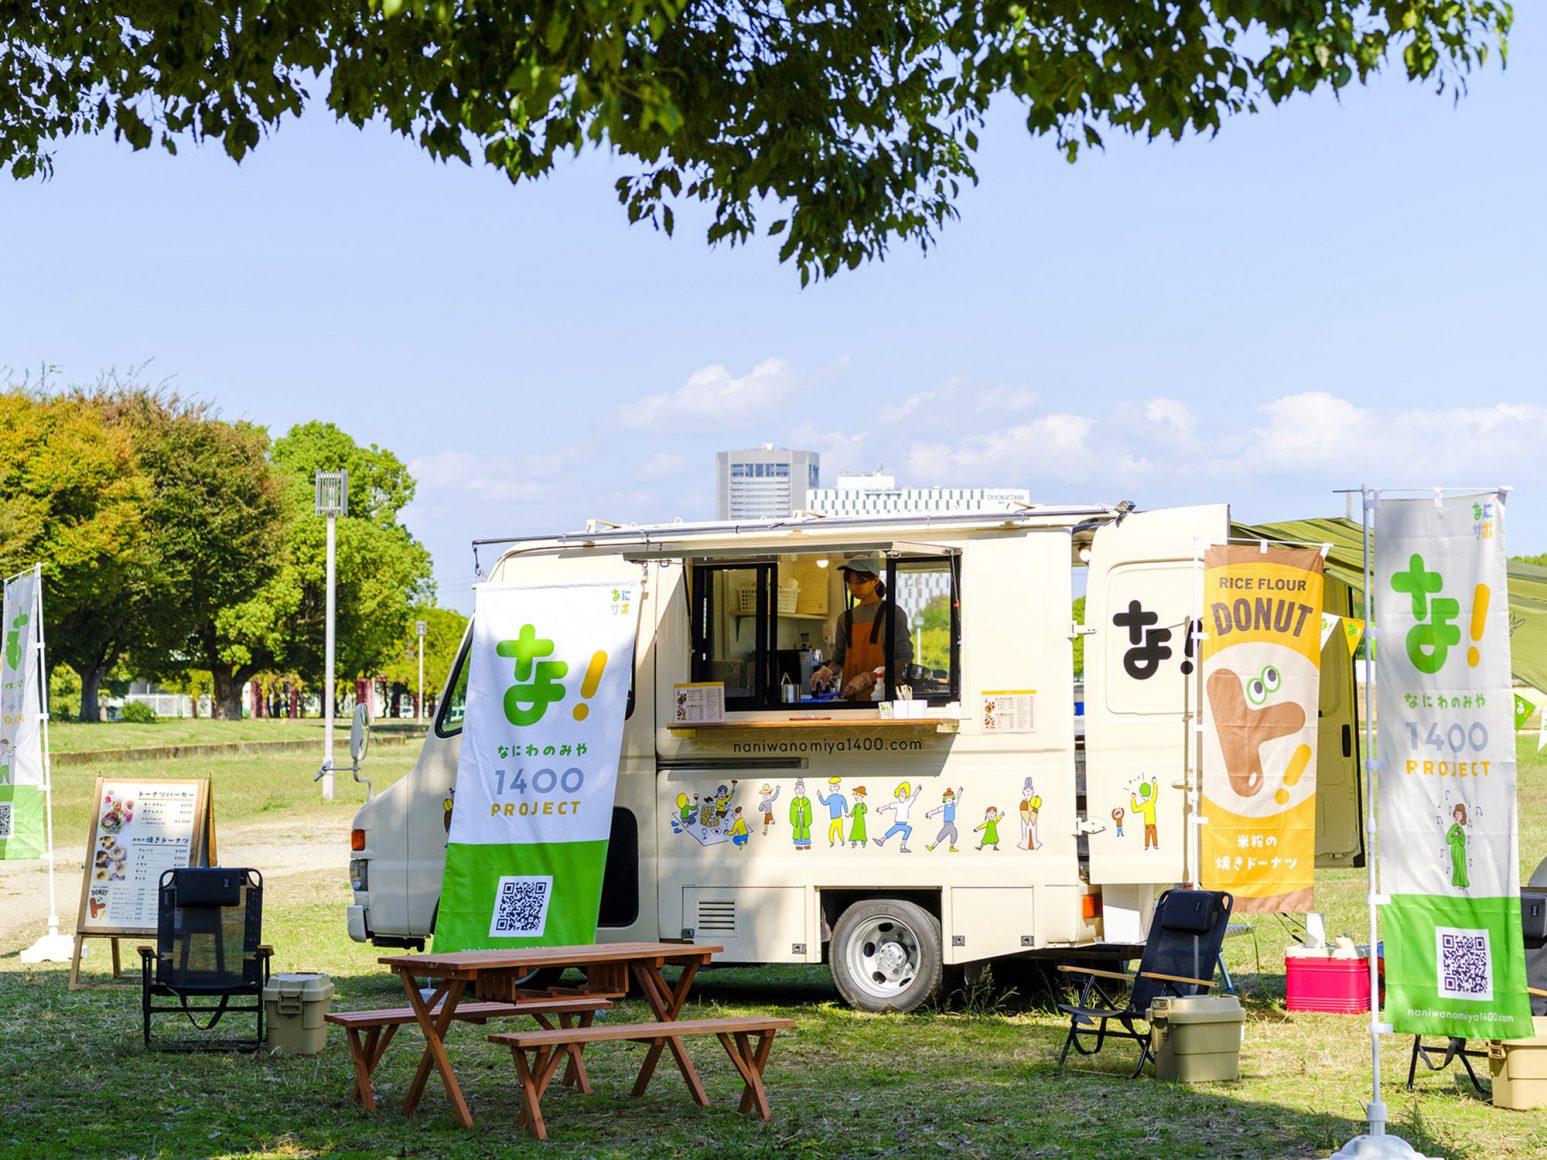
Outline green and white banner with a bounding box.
[1377,492,1533,1039]
[0,569,45,860]
[434,578,639,951]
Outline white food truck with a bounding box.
[345,502,1366,1011]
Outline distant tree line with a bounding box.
[0,383,463,721]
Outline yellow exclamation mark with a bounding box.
[1468,584,1489,667]
[572,651,608,720]
[1274,744,1313,806]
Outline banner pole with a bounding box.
[1331,487,1432,1159]
[1189,534,1204,889]
[22,562,72,963]
[1362,488,1387,1138]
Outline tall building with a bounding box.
[716,445,820,520]
[806,471,1030,517]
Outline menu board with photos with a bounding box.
[981,690,1037,733]
[75,777,215,936]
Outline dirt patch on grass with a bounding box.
[0,814,351,952]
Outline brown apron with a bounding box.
[841,604,890,691]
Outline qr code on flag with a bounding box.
[488,875,553,938]
[0,802,12,839]
[1436,927,1493,1001]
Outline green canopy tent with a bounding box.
[1231,515,1547,693]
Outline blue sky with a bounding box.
[2,14,1542,614]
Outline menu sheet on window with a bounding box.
[76,778,214,936]
[673,682,726,723]
[981,690,1037,733]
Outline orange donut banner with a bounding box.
[1199,544,1325,912]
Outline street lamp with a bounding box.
[316,469,348,801]
[415,619,427,723]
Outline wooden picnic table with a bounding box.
[378,941,723,1127]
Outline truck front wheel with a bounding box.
[830,898,943,1014]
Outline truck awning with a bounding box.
[1232,515,1547,693]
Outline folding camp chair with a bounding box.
[1057,888,1234,1076]
[139,868,272,1052]
[1407,891,1547,1095]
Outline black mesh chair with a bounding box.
[139,868,272,1052]
[1407,890,1547,1094]
[1056,888,1234,1076]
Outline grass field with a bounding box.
[47,717,427,754]
[2,730,1545,1158]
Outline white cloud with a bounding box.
[637,451,689,480]
[1144,397,1197,438]
[903,413,1102,482]
[408,448,583,503]
[881,387,947,425]
[618,357,801,432]
[971,385,1039,415]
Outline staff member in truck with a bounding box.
[808,555,912,700]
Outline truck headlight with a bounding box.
[350,858,368,892]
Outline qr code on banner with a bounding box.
[1436,927,1493,1001]
[0,802,12,839]
[488,875,553,938]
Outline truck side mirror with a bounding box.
[350,704,371,764]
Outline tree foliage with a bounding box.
[0,3,1510,282]
[376,605,470,711]
[0,386,440,720]
[209,421,434,717]
[0,389,150,719]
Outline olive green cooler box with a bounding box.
[263,972,336,1055]
[1489,1016,1547,1110]
[1148,994,1245,1082]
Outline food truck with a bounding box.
[345,502,1366,1011]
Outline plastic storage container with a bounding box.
[1489,1016,1547,1110]
[1148,994,1245,1082]
[263,972,335,1055]
[1285,944,1384,1013]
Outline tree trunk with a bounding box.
[76,663,106,723]
[209,668,247,719]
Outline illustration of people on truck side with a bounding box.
[670,792,699,832]
[1132,780,1159,850]
[790,778,814,852]
[709,780,739,825]
[817,777,849,847]
[729,807,751,849]
[1447,802,1470,889]
[758,783,781,835]
[1111,807,1125,838]
[847,786,869,847]
[1018,777,1043,851]
[925,786,965,852]
[974,805,1004,850]
[873,781,924,853]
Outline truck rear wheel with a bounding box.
[831,898,943,1014]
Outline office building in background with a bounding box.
[716,445,820,520]
[806,471,1030,517]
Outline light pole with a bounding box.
[415,619,427,723]
[315,469,348,802]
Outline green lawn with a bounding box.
[47,716,427,754]
[2,732,1545,1158]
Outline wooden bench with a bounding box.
[328,996,612,1111]
[489,1015,796,1140]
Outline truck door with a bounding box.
[1083,505,1230,937]
[1315,576,1365,866]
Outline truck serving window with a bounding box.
[435,628,637,738]
[689,553,959,710]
